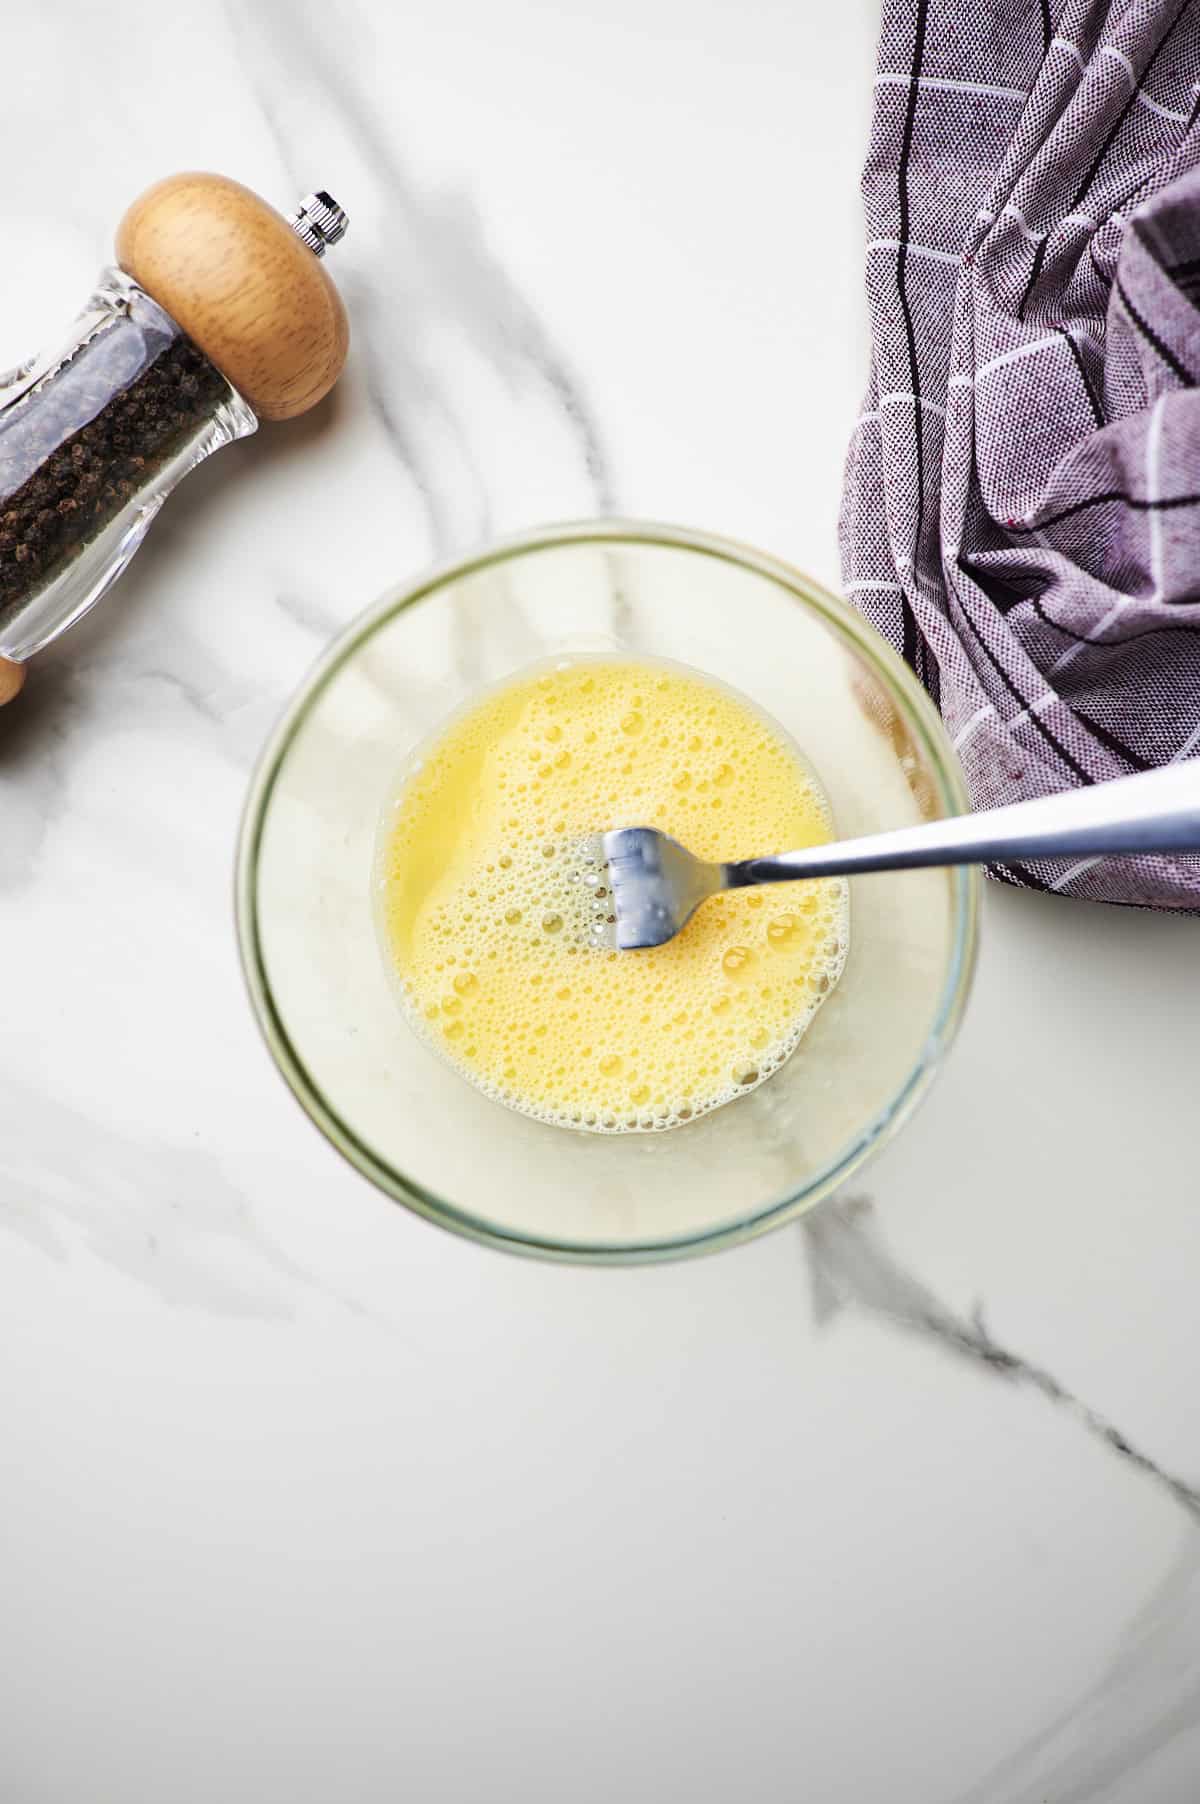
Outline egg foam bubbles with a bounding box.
[375,656,848,1133]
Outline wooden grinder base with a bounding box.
[0,657,25,704]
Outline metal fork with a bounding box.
[599,762,1200,950]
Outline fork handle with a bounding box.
[727,763,1200,885]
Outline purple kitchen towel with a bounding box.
[841,0,1200,906]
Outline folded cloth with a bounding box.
[841,0,1200,906]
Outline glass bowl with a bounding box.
[236,521,979,1262]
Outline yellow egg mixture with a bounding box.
[376,657,847,1131]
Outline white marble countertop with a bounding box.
[3,3,1199,1801]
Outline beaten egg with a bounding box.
[376,657,847,1131]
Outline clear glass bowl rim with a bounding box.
[235,518,981,1265]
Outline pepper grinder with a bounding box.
[0,172,350,705]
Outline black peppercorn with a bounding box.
[0,333,227,617]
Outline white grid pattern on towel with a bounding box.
[841,0,1200,909]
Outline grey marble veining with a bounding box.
[227,0,616,552]
[4,1079,323,1319]
[802,1195,1200,1522]
[954,1536,1200,1804]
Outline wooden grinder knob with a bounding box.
[116,172,350,421]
